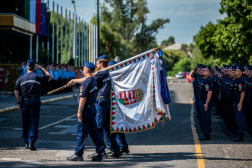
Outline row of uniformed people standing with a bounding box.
[65,56,129,162]
[192,65,213,140]
[46,64,76,94]
[212,64,252,142]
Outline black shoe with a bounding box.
[67,155,83,161]
[28,143,36,150]
[120,148,130,154]
[198,135,210,140]
[109,150,122,157]
[92,153,108,161]
[231,137,243,142]
[25,143,29,149]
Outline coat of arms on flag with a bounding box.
[108,49,171,133]
[118,89,144,105]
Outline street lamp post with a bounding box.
[71,0,76,66]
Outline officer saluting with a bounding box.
[14,59,52,150]
[67,62,107,162]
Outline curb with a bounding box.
[0,94,78,114]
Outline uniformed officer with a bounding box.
[67,62,107,162]
[14,59,52,150]
[245,65,252,135]
[198,65,213,140]
[231,65,246,142]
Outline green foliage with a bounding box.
[172,58,192,74]
[161,36,175,45]
[190,47,217,69]
[194,0,252,65]
[162,49,187,71]
[101,0,169,57]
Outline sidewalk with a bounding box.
[0,88,78,109]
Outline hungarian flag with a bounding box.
[109,50,171,133]
[25,0,42,34]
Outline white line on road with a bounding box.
[39,114,76,130]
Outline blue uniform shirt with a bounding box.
[23,65,27,74]
[14,72,49,98]
[58,69,62,78]
[65,71,70,80]
[93,71,111,98]
[53,70,59,80]
[199,76,213,100]
[17,66,26,77]
[77,77,98,105]
[233,77,246,99]
[62,70,66,79]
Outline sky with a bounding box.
[45,0,226,45]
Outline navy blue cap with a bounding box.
[27,59,35,67]
[96,55,108,61]
[214,66,219,70]
[217,68,221,72]
[200,65,205,69]
[247,65,252,70]
[108,61,118,66]
[84,62,95,71]
[236,65,244,72]
[205,65,211,71]
[244,64,249,69]
[232,66,236,71]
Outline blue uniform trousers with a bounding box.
[196,98,202,127]
[96,99,120,151]
[199,99,213,136]
[21,99,41,144]
[116,133,128,150]
[75,106,106,156]
[234,99,245,138]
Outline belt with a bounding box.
[84,104,95,108]
[97,96,108,100]
[22,97,40,100]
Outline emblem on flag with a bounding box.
[205,84,209,91]
[118,89,144,105]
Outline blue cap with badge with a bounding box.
[96,55,108,61]
[84,62,95,71]
[236,65,244,71]
[247,65,252,70]
[205,65,211,71]
[27,59,35,68]
[232,65,236,71]
[108,61,118,66]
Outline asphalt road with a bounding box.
[0,82,252,167]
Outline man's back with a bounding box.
[15,72,49,98]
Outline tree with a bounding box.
[194,21,217,60]
[161,36,175,45]
[101,0,169,57]
[194,0,252,65]
[162,49,187,71]
[212,0,252,64]
[172,58,192,74]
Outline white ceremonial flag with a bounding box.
[109,51,171,133]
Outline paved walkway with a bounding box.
[0,88,78,109]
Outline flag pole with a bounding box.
[30,36,32,59]
[84,21,86,64]
[52,1,54,63]
[100,49,156,72]
[56,4,59,64]
[78,16,80,67]
[60,6,63,65]
[36,35,39,62]
[65,8,67,64]
[68,10,71,62]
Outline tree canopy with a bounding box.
[194,0,252,65]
